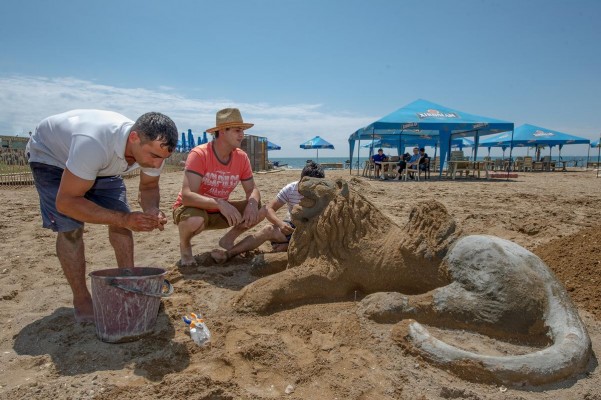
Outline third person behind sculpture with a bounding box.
[211,161,325,263]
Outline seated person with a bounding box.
[371,148,388,179]
[400,147,421,179]
[418,148,430,171]
[211,162,325,263]
[396,152,411,179]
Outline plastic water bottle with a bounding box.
[183,312,211,346]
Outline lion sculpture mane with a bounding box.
[233,177,592,386]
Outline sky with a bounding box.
[1,0,600,157]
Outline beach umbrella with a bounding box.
[267,141,282,151]
[201,131,208,144]
[299,136,335,162]
[187,129,194,151]
[197,136,203,146]
[180,132,187,152]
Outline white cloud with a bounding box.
[0,75,375,157]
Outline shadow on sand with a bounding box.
[13,306,189,381]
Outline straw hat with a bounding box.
[206,108,254,133]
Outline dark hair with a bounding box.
[131,112,178,152]
[301,161,325,179]
[419,148,425,152]
[378,148,383,152]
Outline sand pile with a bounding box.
[535,224,601,320]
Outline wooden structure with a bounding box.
[241,135,267,171]
[1,135,29,149]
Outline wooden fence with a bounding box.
[0,148,32,187]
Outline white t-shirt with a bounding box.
[275,181,304,221]
[27,109,163,180]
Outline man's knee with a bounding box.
[178,216,206,236]
[59,227,84,242]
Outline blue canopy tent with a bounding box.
[300,136,334,162]
[267,141,282,151]
[479,124,590,161]
[348,99,514,176]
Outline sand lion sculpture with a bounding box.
[234,177,592,386]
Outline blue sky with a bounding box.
[1,0,600,157]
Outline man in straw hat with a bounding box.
[27,109,179,322]
[172,108,262,266]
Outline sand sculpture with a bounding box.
[234,177,592,386]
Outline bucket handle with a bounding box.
[109,279,174,298]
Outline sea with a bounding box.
[271,156,593,170]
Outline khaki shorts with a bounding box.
[172,200,259,231]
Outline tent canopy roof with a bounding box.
[350,99,513,141]
[479,124,591,148]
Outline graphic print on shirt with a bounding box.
[202,171,241,199]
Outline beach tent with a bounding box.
[479,124,590,160]
[300,136,334,162]
[348,99,513,175]
[267,141,282,151]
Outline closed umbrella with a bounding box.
[180,132,187,152]
[299,136,335,162]
[187,129,194,151]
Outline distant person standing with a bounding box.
[172,108,262,266]
[27,109,179,323]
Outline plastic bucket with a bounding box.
[89,267,173,343]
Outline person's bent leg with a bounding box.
[212,224,277,264]
[108,225,134,268]
[218,201,266,250]
[56,227,94,323]
[178,216,205,266]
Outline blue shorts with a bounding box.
[30,162,130,232]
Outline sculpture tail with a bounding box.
[394,318,592,386]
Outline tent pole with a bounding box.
[597,134,601,178]
[356,137,360,175]
[508,129,515,180]
[586,145,590,170]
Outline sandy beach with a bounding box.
[1,168,601,400]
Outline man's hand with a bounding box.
[122,211,162,232]
[145,207,167,231]
[278,222,295,236]
[217,199,243,227]
[241,200,260,228]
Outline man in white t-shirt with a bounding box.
[27,109,179,323]
[211,162,325,263]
